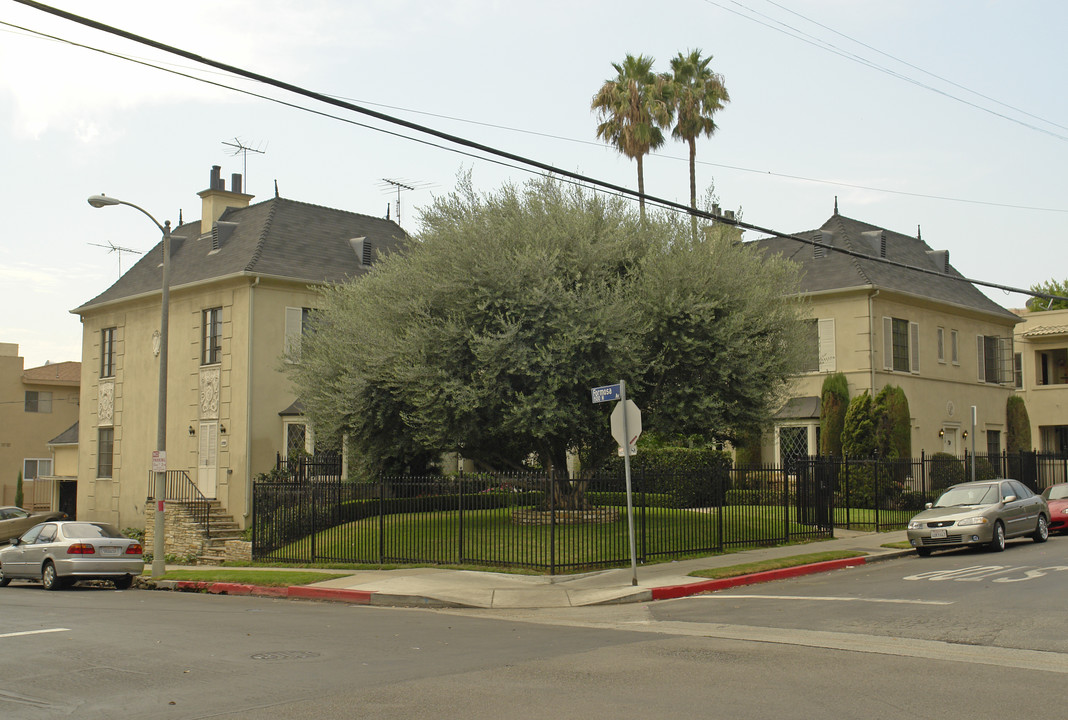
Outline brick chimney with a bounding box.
[198,165,254,234]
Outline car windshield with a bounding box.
[1043,485,1068,501]
[61,523,124,539]
[935,485,999,507]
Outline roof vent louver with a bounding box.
[927,249,950,273]
[860,230,886,258]
[814,230,833,259]
[349,237,372,266]
[211,221,238,252]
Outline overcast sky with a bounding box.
[2,0,1065,369]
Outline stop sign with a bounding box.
[610,399,642,453]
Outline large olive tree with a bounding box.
[289,176,807,497]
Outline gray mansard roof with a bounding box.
[749,213,1017,321]
[74,197,407,313]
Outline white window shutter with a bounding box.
[909,322,920,374]
[284,307,303,360]
[977,335,986,382]
[818,318,836,372]
[882,317,892,370]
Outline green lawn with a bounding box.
[263,503,830,572]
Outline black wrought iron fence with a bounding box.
[252,467,835,572]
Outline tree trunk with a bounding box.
[688,138,698,242]
[636,154,646,224]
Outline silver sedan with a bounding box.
[907,479,1050,556]
[0,521,144,590]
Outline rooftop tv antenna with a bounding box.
[221,137,267,189]
[378,178,434,225]
[89,240,142,277]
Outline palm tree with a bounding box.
[591,54,673,222]
[668,49,729,239]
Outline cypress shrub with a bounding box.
[819,373,849,456]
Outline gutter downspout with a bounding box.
[245,276,259,521]
[868,289,880,396]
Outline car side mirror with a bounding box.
[9,538,19,546]
[1003,495,1017,504]
[924,502,933,510]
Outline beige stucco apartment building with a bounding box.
[73,166,407,533]
[751,211,1020,465]
[1012,307,1068,454]
[0,344,80,509]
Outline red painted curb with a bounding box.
[651,556,868,600]
[287,586,375,603]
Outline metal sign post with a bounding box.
[595,380,641,587]
[618,381,638,586]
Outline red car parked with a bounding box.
[1041,483,1068,534]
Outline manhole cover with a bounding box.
[250,651,321,661]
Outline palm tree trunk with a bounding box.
[688,138,698,241]
[636,154,646,224]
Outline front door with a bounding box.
[942,427,959,456]
[197,421,218,499]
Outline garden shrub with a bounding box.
[929,452,964,491]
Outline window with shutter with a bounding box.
[818,318,836,372]
[909,322,920,373]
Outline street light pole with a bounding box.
[88,194,171,578]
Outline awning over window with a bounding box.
[773,396,821,420]
[279,400,305,417]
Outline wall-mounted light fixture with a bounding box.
[938,429,945,438]
[188,425,195,436]
[220,424,227,434]
[962,430,968,440]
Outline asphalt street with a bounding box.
[3,537,1067,719]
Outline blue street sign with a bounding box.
[591,384,621,403]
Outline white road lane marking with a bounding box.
[0,628,71,638]
[695,594,953,605]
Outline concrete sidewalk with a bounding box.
[150,529,916,609]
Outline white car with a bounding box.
[0,521,143,590]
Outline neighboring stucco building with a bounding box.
[0,343,80,508]
[751,211,1020,465]
[1012,307,1068,454]
[72,166,407,532]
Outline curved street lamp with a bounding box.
[87,194,171,578]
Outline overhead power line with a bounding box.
[3,19,1064,215]
[12,1,1068,305]
[702,0,1068,142]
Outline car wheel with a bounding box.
[0,565,10,587]
[1032,515,1049,543]
[42,561,65,591]
[113,575,133,590]
[915,547,932,557]
[988,522,1006,553]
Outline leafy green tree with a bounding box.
[667,49,729,239]
[873,385,911,460]
[15,471,23,509]
[841,393,875,457]
[1006,395,1032,452]
[289,176,807,504]
[1026,278,1068,311]
[819,373,849,456]
[591,54,674,223]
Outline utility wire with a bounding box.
[703,0,1068,142]
[4,18,1064,215]
[759,0,1068,134]
[11,1,1068,305]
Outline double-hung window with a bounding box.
[101,327,116,377]
[202,307,222,365]
[97,428,114,478]
[883,317,919,374]
[977,334,1013,384]
[25,391,52,413]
